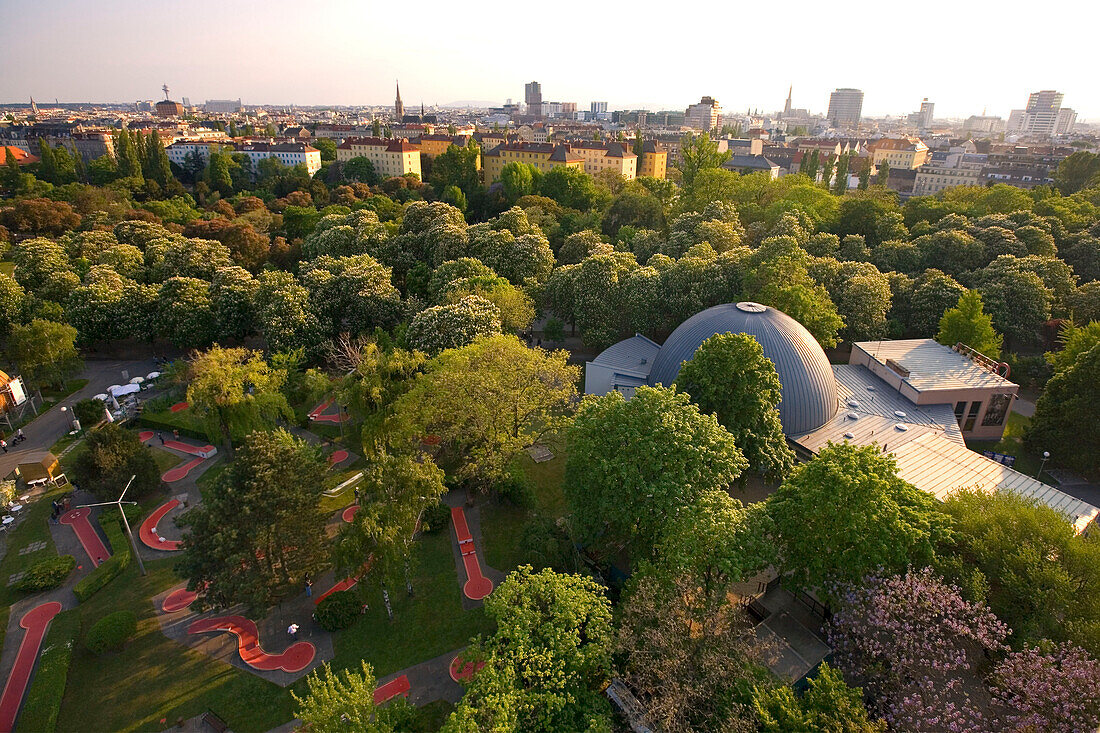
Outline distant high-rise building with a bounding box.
[205,99,243,114]
[917,98,934,128]
[591,101,608,115]
[963,115,1003,135]
[155,84,185,118]
[685,96,721,132]
[525,81,543,117]
[1055,107,1077,135]
[394,81,404,121]
[562,102,577,118]
[1007,90,1069,137]
[827,88,863,128]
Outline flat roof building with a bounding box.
[827,88,863,129]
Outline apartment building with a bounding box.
[637,140,667,179]
[685,96,722,132]
[827,88,864,128]
[912,151,988,196]
[166,139,322,176]
[481,141,583,183]
[335,137,421,178]
[869,137,930,170]
[568,141,637,179]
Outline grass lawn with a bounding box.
[150,446,182,475]
[0,484,69,607]
[331,529,494,680]
[56,559,297,733]
[481,452,568,574]
[967,411,1043,477]
[194,460,229,500]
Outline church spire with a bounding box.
[394,80,404,121]
[783,85,792,117]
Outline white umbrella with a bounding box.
[93,393,109,401]
[107,385,122,393]
[146,371,161,380]
[129,376,145,385]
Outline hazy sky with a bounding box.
[2,0,1096,120]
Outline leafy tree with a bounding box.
[115,128,143,179]
[1054,151,1100,194]
[178,429,328,611]
[876,159,890,186]
[7,318,82,389]
[835,196,907,247]
[679,132,731,190]
[979,268,1051,349]
[989,642,1100,733]
[407,295,502,356]
[1026,343,1100,475]
[73,423,160,501]
[439,274,534,333]
[766,442,951,599]
[0,274,26,338]
[565,385,747,563]
[299,253,402,337]
[292,661,413,733]
[333,339,425,450]
[312,137,337,162]
[753,663,885,733]
[10,237,80,302]
[430,139,480,197]
[255,271,322,355]
[908,268,967,336]
[832,153,849,195]
[675,332,795,480]
[936,290,1003,358]
[185,345,294,455]
[1047,320,1100,373]
[857,159,871,191]
[342,156,378,185]
[394,335,578,486]
[210,266,259,342]
[500,161,537,203]
[156,277,216,347]
[801,149,820,181]
[538,165,601,211]
[442,566,614,733]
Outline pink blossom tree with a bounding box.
[989,642,1100,732]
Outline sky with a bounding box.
[2,0,1097,120]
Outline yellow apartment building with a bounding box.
[481,142,584,183]
[569,141,637,179]
[638,140,668,179]
[336,137,422,179]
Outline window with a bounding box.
[964,401,982,432]
[954,401,967,422]
[982,393,1012,427]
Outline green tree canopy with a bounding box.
[73,423,160,501]
[1026,342,1100,475]
[935,289,1003,358]
[753,663,886,732]
[292,661,413,733]
[7,318,82,389]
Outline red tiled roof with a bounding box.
[0,146,37,165]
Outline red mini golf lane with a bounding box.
[162,457,204,483]
[59,507,110,567]
[451,507,493,601]
[314,560,371,605]
[373,675,410,705]
[341,505,359,523]
[309,398,345,424]
[162,587,199,613]
[170,401,189,412]
[0,601,62,733]
[140,500,182,551]
[138,430,155,442]
[449,653,486,682]
[187,616,315,673]
[328,449,349,466]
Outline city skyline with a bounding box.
[1,0,1096,119]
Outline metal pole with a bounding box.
[119,502,147,576]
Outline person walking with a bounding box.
[287,623,299,641]
[0,439,7,453]
[172,429,180,440]
[15,428,24,443]
[158,432,165,445]
[304,574,313,598]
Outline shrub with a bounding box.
[85,610,137,655]
[73,521,131,602]
[16,555,75,593]
[421,502,451,534]
[495,466,535,509]
[519,516,576,572]
[314,590,360,632]
[73,398,106,429]
[542,317,565,343]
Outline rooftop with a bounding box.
[851,338,1015,392]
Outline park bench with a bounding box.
[201,711,229,733]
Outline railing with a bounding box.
[952,342,1010,377]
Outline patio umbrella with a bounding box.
[129,376,145,385]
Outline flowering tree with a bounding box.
[828,568,1009,731]
[407,295,501,356]
[989,642,1100,733]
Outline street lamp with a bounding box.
[79,475,147,576]
[58,405,81,433]
[1037,451,1050,480]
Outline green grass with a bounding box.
[331,529,494,679]
[136,408,208,440]
[56,559,296,733]
[19,608,79,733]
[0,485,68,607]
[481,452,568,573]
[967,412,1042,477]
[150,446,182,475]
[194,460,228,500]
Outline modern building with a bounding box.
[685,96,721,132]
[155,84,185,118]
[481,141,584,183]
[1007,90,1070,137]
[590,101,608,115]
[335,137,420,178]
[568,141,637,179]
[869,137,930,170]
[913,150,988,195]
[916,99,934,128]
[964,115,1003,135]
[637,140,667,179]
[586,303,1099,532]
[166,139,322,176]
[826,88,863,128]
[204,99,243,114]
[1055,108,1077,136]
[525,81,543,118]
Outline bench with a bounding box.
[201,711,229,733]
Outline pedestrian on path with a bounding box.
[15,428,24,443]
[305,574,312,597]
[287,623,299,641]
[354,487,360,503]
[0,439,7,453]
[158,432,165,445]
[172,429,180,440]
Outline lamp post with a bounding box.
[58,405,81,433]
[1037,451,1050,480]
[79,475,147,576]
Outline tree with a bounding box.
[438,274,534,333]
[938,489,1100,656]
[500,161,536,203]
[442,566,614,733]
[333,339,425,451]
[210,266,259,342]
[979,268,1051,349]
[393,335,578,486]
[0,273,26,339]
[832,153,850,195]
[857,159,871,190]
[801,149,820,181]
[753,663,886,733]
[827,568,1008,732]
[342,156,378,185]
[679,132,731,190]
[7,318,82,390]
[292,661,412,733]
[430,140,481,197]
[10,237,80,302]
[876,159,890,186]
[538,166,601,211]
[989,642,1100,733]
[156,277,216,347]
[1026,343,1100,475]
[254,271,322,355]
[936,290,1003,358]
[73,423,160,501]
[766,442,951,599]
[184,346,294,455]
[145,130,174,188]
[908,269,967,336]
[114,128,142,180]
[1054,151,1100,194]
[675,332,796,481]
[565,385,747,563]
[1047,320,1100,373]
[407,295,501,356]
[312,137,337,162]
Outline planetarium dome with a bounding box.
[647,302,838,435]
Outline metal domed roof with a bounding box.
[648,302,838,435]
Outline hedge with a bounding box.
[85,610,138,655]
[421,502,451,534]
[16,555,76,593]
[133,412,209,442]
[314,590,360,632]
[73,518,131,603]
[19,608,79,733]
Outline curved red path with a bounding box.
[328,449,349,466]
[59,507,110,567]
[187,615,315,673]
[162,587,199,613]
[373,675,410,705]
[162,457,204,483]
[449,654,486,682]
[140,500,182,551]
[170,401,189,412]
[341,505,359,523]
[138,430,155,442]
[0,601,62,733]
[451,507,493,600]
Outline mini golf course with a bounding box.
[0,601,62,733]
[59,507,111,567]
[373,675,411,704]
[308,398,346,424]
[140,500,182,551]
[162,587,199,613]
[187,616,315,674]
[451,507,493,601]
[327,449,350,466]
[341,505,359,523]
[449,653,485,683]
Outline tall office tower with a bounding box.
[918,98,934,128]
[590,101,608,114]
[525,81,543,117]
[684,96,721,131]
[394,80,404,120]
[827,88,864,128]
[1024,90,1064,136]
